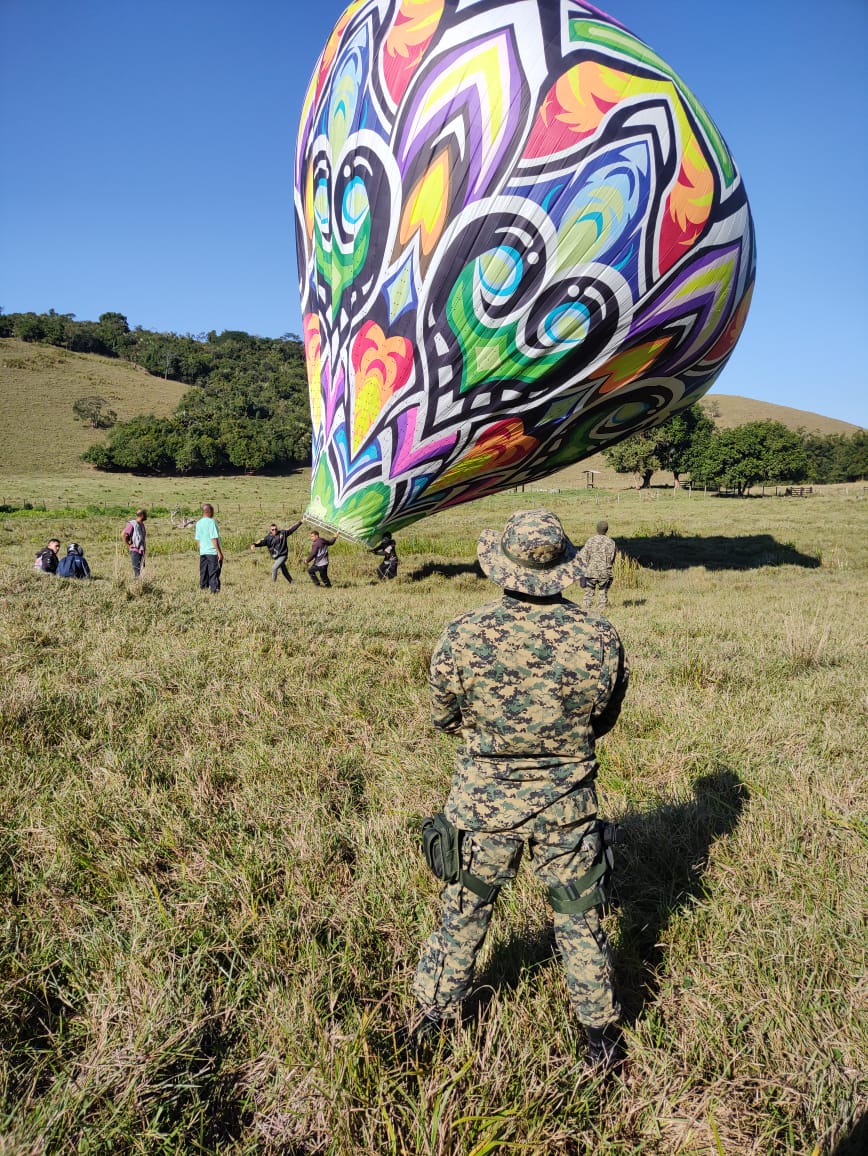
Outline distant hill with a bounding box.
[700,394,862,437]
[0,339,187,475]
[1,338,861,484]
[540,393,863,491]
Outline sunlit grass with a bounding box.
[1,478,866,1153]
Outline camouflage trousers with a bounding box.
[413,797,620,1029]
[581,577,612,611]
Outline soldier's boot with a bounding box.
[584,1024,624,1072]
[409,1004,458,1050]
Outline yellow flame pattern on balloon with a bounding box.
[350,322,414,454]
[427,418,540,493]
[384,0,444,64]
[530,60,713,263]
[399,149,452,256]
[304,314,323,434]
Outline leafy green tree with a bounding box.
[803,431,868,483]
[841,430,868,480]
[83,415,180,473]
[603,430,661,488]
[72,395,118,429]
[95,312,130,355]
[12,313,45,342]
[690,421,808,494]
[604,405,717,487]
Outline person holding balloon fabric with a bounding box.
[306,529,336,588]
[369,531,399,581]
[250,519,303,584]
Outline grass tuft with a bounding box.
[782,612,834,672]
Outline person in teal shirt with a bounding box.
[195,503,224,593]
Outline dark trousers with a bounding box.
[130,550,144,577]
[308,564,331,587]
[199,554,221,593]
[377,559,398,580]
[271,555,292,583]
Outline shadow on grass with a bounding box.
[831,1113,868,1156]
[614,768,748,1022]
[621,534,819,571]
[470,769,748,1024]
[406,561,482,582]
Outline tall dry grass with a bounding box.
[1,478,866,1154]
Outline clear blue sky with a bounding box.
[1,0,865,426]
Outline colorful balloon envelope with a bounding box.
[295,0,756,541]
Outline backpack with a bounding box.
[57,551,91,579]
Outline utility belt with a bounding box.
[421,812,624,913]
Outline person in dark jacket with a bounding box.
[34,539,61,574]
[306,530,336,587]
[369,531,398,580]
[250,520,303,584]
[57,542,91,579]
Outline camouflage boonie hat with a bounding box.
[477,509,583,595]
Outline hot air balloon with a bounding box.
[294,0,755,542]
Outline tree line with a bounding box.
[0,309,311,474]
[2,308,864,483]
[604,405,866,493]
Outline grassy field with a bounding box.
[1,470,866,1154]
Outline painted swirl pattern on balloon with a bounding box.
[295,0,756,540]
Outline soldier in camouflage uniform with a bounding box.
[579,520,617,611]
[413,509,628,1065]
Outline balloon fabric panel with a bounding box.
[295,0,756,542]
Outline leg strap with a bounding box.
[458,855,500,904]
[548,860,607,915]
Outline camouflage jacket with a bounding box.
[429,594,629,829]
[579,534,617,581]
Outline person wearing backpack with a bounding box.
[121,509,147,577]
[250,518,303,584]
[57,543,92,580]
[34,539,61,574]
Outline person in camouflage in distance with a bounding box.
[579,520,617,611]
[413,509,629,1066]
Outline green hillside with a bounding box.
[1,336,861,486]
[0,339,187,475]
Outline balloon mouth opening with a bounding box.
[304,513,372,546]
